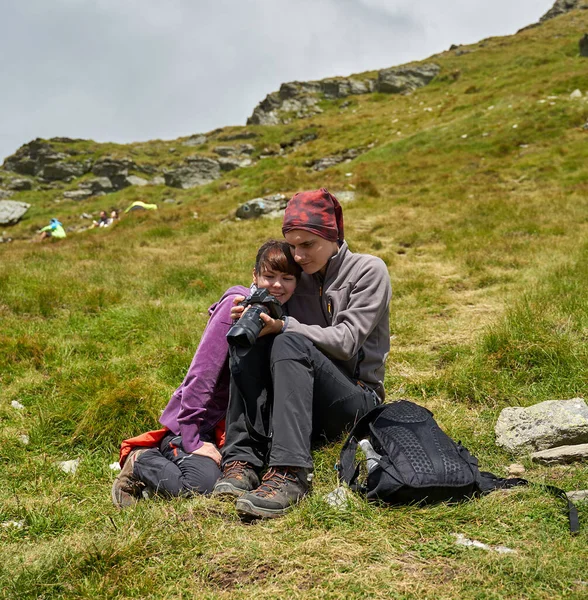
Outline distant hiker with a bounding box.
[107,209,119,226]
[111,240,301,508]
[213,188,392,520]
[38,218,66,240]
[92,211,109,228]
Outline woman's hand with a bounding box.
[258,312,284,337]
[191,442,222,466]
[230,295,246,321]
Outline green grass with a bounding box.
[1,10,587,599]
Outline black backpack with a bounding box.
[338,400,579,534]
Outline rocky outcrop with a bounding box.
[540,0,585,21]
[247,64,439,126]
[78,177,114,195]
[213,144,255,156]
[0,200,30,225]
[7,178,33,191]
[182,134,207,147]
[3,139,66,176]
[235,194,288,219]
[42,160,91,181]
[377,64,441,94]
[495,398,588,454]
[164,156,221,189]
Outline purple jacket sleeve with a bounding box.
[159,291,243,453]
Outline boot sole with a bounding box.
[235,497,291,520]
[211,481,250,500]
[111,478,138,509]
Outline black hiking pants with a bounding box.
[221,332,379,469]
[134,432,221,497]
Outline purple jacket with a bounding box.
[159,285,249,453]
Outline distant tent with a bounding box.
[125,201,158,213]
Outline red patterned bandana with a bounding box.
[282,188,344,242]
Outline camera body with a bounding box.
[226,288,284,348]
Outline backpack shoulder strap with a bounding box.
[477,471,579,535]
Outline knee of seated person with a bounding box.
[271,332,313,362]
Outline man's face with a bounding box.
[253,267,297,304]
[284,229,339,276]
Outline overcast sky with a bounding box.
[0,0,555,161]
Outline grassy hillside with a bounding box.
[1,10,587,599]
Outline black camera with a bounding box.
[226,288,284,348]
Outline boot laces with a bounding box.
[255,467,298,498]
[222,460,250,480]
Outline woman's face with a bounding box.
[253,267,297,304]
[284,229,339,276]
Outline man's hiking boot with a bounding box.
[111,448,149,508]
[212,461,260,499]
[235,466,312,520]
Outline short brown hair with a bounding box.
[255,240,302,280]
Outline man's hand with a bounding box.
[191,442,221,466]
[258,312,284,337]
[230,295,246,321]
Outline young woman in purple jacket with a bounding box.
[111,240,301,508]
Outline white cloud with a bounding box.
[0,0,555,160]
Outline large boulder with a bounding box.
[0,200,31,225]
[42,160,90,181]
[377,63,441,94]
[495,398,588,454]
[7,178,33,191]
[92,157,136,179]
[164,156,221,189]
[540,0,584,21]
[235,194,288,219]
[78,177,114,195]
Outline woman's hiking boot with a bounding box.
[212,461,260,499]
[235,466,312,520]
[111,448,149,508]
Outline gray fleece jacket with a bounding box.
[284,241,392,400]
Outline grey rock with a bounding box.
[313,156,344,171]
[0,200,30,225]
[164,156,221,189]
[580,34,588,57]
[566,490,588,502]
[540,0,582,21]
[531,443,588,465]
[377,63,441,94]
[7,178,33,191]
[63,189,93,200]
[236,194,288,219]
[495,398,588,454]
[42,160,89,181]
[125,175,149,187]
[80,212,93,220]
[92,157,136,178]
[311,148,364,171]
[182,134,207,147]
[163,198,176,204]
[218,157,253,172]
[0,189,14,199]
[79,177,113,194]
[151,176,165,185]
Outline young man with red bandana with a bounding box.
[213,188,392,519]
